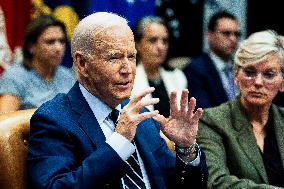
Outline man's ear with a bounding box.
[74,52,89,78]
[206,31,213,44]
[135,42,141,54]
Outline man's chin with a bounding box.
[116,92,132,101]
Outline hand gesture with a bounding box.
[154,89,203,147]
[115,87,159,141]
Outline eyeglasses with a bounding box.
[239,66,283,84]
[217,30,242,38]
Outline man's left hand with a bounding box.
[154,89,203,147]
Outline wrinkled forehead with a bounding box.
[216,18,239,30]
[93,25,135,53]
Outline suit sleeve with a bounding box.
[174,150,208,189]
[197,114,277,189]
[183,65,212,108]
[152,120,208,189]
[28,111,126,189]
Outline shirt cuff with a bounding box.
[177,149,201,166]
[106,132,135,161]
[188,149,201,166]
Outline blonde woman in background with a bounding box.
[198,30,284,188]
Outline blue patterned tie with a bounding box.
[110,109,120,124]
[224,65,236,100]
[109,109,146,189]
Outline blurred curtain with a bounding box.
[0,0,31,52]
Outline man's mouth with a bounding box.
[115,81,132,89]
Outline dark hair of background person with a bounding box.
[22,15,67,69]
[208,11,237,31]
[133,15,173,70]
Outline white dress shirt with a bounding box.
[79,84,151,188]
[79,84,201,188]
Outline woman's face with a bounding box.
[235,54,284,107]
[136,22,169,67]
[31,26,66,68]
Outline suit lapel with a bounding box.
[121,100,165,188]
[67,82,106,146]
[203,54,228,103]
[134,120,166,188]
[271,105,284,169]
[232,99,268,182]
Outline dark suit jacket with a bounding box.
[28,82,208,189]
[183,53,228,108]
[197,97,284,189]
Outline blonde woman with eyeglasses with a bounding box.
[197,30,284,189]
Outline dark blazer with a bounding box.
[28,82,208,189]
[197,97,284,188]
[183,53,228,108]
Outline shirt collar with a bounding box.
[79,84,121,125]
[209,51,233,72]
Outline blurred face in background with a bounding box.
[207,18,240,61]
[136,22,169,68]
[235,54,284,107]
[31,26,66,68]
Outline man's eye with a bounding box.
[109,56,119,60]
[128,54,136,59]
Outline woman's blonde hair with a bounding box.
[235,30,284,70]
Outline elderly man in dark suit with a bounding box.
[28,12,208,189]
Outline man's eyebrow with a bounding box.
[106,51,122,56]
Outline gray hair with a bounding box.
[71,12,128,57]
[235,30,284,68]
[133,16,167,43]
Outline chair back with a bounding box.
[0,109,36,189]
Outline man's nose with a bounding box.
[120,58,132,74]
[228,34,238,43]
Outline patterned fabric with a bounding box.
[122,143,146,189]
[110,109,120,124]
[109,109,146,189]
[223,64,236,100]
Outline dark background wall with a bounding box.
[247,0,283,36]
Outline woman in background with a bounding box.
[131,16,188,151]
[198,30,284,188]
[0,15,75,113]
[132,16,187,118]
